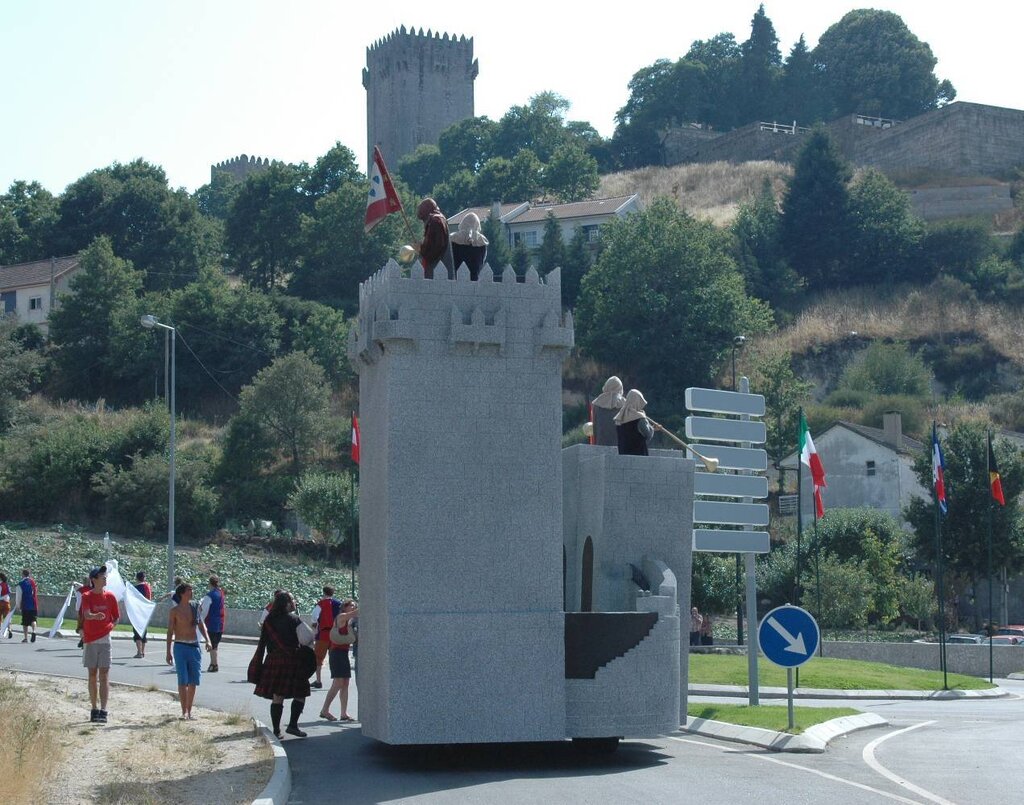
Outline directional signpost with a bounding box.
[686,380,768,704]
[758,605,820,729]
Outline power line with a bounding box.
[175,329,239,404]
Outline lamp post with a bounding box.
[731,335,746,645]
[141,314,176,594]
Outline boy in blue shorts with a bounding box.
[165,583,212,720]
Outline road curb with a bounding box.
[690,683,1010,700]
[681,712,888,753]
[251,718,291,805]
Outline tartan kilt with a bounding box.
[254,649,311,700]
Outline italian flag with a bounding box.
[800,412,826,517]
[351,413,360,466]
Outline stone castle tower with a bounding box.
[362,26,478,170]
[210,155,274,183]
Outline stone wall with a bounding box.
[907,184,1013,221]
[363,27,477,169]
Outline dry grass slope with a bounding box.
[0,675,62,801]
[750,285,1024,369]
[599,160,792,225]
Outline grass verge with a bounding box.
[0,674,63,799]
[690,654,994,690]
[687,703,861,734]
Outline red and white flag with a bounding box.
[364,146,403,233]
[799,412,826,518]
[351,413,360,465]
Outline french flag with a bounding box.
[932,424,947,515]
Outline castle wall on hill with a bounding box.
[363,27,478,169]
[210,155,274,183]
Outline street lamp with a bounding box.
[141,314,176,594]
[731,334,746,645]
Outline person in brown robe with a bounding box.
[416,198,455,279]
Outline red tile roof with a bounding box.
[0,256,80,292]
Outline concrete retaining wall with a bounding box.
[821,641,1024,678]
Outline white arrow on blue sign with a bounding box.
[757,605,820,668]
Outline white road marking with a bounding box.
[671,736,922,804]
[861,722,956,805]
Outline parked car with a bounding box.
[948,633,984,644]
[995,625,1024,639]
[988,635,1022,646]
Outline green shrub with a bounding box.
[856,394,926,440]
[823,388,870,408]
[839,341,932,398]
[800,553,873,629]
[91,446,220,539]
[692,553,736,614]
[804,404,857,436]
[988,391,1024,431]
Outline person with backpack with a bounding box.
[165,583,212,720]
[198,576,226,672]
[310,586,341,689]
[319,599,358,722]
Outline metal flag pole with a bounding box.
[932,421,948,690]
[987,431,994,684]
[813,503,822,656]
[795,407,803,687]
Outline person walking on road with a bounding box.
[254,591,315,739]
[310,586,341,689]
[80,566,119,724]
[165,583,212,720]
[320,600,358,722]
[0,573,12,639]
[15,568,38,643]
[132,571,153,658]
[198,576,226,672]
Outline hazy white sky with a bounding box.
[3,1,1020,194]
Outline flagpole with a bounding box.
[350,467,357,600]
[795,407,804,688]
[814,504,822,656]
[932,420,948,690]
[987,432,994,684]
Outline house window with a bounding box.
[866,460,876,477]
[29,296,43,311]
[582,224,600,243]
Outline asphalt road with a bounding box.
[3,635,1023,804]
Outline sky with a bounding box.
[3,1,1022,194]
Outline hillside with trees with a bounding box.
[2,5,1024,634]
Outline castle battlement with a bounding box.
[367,25,474,54]
[210,154,275,183]
[348,261,573,368]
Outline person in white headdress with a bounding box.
[591,376,625,447]
[614,389,661,456]
[450,212,489,280]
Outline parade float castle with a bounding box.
[348,261,694,745]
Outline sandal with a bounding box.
[339,715,355,722]
[319,712,337,721]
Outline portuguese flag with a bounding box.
[800,412,827,517]
[989,433,1005,506]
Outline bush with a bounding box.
[823,388,870,409]
[803,404,857,436]
[91,446,220,539]
[0,404,168,521]
[856,394,926,440]
[838,341,932,398]
[800,553,873,629]
[898,573,935,630]
[756,542,798,610]
[987,391,1024,431]
[692,553,736,614]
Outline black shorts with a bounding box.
[208,631,223,649]
[133,629,148,643]
[328,648,351,679]
[22,610,37,627]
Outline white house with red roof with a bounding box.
[449,194,640,252]
[0,255,81,332]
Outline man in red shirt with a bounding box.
[80,566,120,724]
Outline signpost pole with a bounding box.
[739,377,759,705]
[787,668,795,731]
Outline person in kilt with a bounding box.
[254,591,314,738]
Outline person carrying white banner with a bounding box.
[47,585,77,639]
[104,559,157,638]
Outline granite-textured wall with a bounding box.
[363,27,477,169]
[822,641,1024,678]
[349,260,572,744]
[562,444,694,721]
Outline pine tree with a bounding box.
[536,213,566,274]
[560,227,593,310]
[780,35,826,123]
[738,4,782,122]
[779,129,852,291]
[481,215,511,268]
